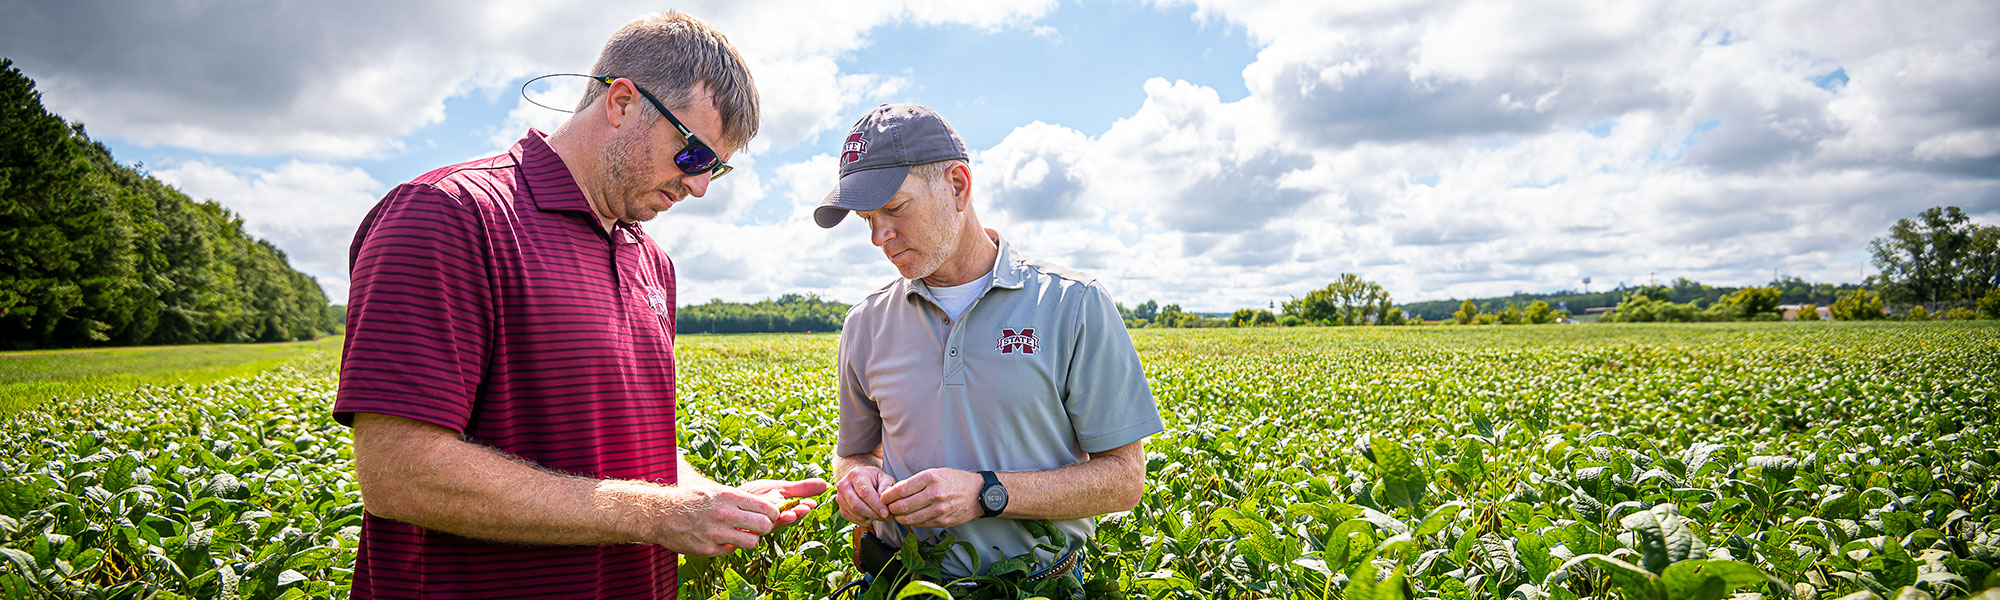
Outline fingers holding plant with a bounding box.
[880,467,982,529]
[740,477,830,528]
[834,466,898,525]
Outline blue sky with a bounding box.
[4,0,1996,311]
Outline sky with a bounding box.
[3,0,1997,312]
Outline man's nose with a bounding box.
[870,221,893,247]
[683,172,712,198]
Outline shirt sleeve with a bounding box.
[332,183,493,432]
[834,309,883,456]
[1063,281,1165,454]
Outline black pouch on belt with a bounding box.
[851,529,912,585]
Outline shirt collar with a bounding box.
[512,129,594,215]
[902,229,1026,303]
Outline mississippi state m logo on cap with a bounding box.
[840,132,869,167]
[996,328,1039,354]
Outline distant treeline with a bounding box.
[1,60,339,350]
[676,294,849,334]
[1399,276,1869,322]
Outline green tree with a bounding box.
[1230,308,1277,327]
[1711,286,1781,321]
[677,294,851,334]
[1382,306,1407,326]
[1,63,334,349]
[1283,273,1391,325]
[1831,288,1885,321]
[1870,206,2000,305]
[1906,305,1930,321]
[1498,303,1524,325]
[1453,299,1477,325]
[1795,303,1819,321]
[1982,289,2000,320]
[1523,300,1554,324]
[1132,300,1159,323]
[0,58,136,347]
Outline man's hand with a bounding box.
[880,468,984,529]
[740,478,829,530]
[834,465,898,525]
[641,481,780,556]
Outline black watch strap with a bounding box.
[978,470,1008,518]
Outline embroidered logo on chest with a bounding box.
[996,328,1039,355]
[645,288,669,320]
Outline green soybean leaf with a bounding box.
[1821,491,1861,520]
[0,548,36,577]
[1562,554,1662,600]
[892,580,952,599]
[1376,440,1428,514]
[716,566,759,600]
[1621,504,1706,574]
[1877,537,1917,589]
[102,454,139,492]
[1746,456,1798,493]
[1659,560,1774,600]
[1416,502,1466,537]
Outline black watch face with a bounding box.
[982,484,1008,511]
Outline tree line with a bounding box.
[1401,276,1869,323]
[1120,272,1414,328]
[1605,206,1999,323]
[1,60,339,350]
[676,294,849,334]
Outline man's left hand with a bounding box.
[740,478,830,530]
[880,468,984,529]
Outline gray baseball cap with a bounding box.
[815,104,969,228]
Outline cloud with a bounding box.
[12,0,1999,312]
[976,122,1094,222]
[0,0,1056,159]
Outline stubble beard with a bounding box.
[599,119,675,224]
[904,182,964,281]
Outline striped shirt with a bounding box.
[334,130,680,599]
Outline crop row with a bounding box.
[2,322,1997,599]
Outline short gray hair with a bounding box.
[909,159,967,183]
[576,12,759,149]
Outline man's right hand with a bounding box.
[644,482,781,556]
[834,465,897,525]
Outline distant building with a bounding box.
[1777,304,1831,321]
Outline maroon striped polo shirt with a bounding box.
[334,130,680,599]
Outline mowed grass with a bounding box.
[0,337,344,416]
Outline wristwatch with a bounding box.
[977,471,1008,518]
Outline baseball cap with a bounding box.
[814,104,969,228]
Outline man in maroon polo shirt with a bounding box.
[332,13,826,599]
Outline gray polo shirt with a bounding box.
[836,234,1164,577]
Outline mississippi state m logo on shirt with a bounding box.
[996,328,1039,354]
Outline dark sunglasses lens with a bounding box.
[675,145,719,174]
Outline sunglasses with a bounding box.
[594,75,733,180]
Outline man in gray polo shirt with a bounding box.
[814,104,1165,584]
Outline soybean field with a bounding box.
[3,322,1998,599]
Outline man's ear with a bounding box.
[601,80,640,128]
[949,163,973,211]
